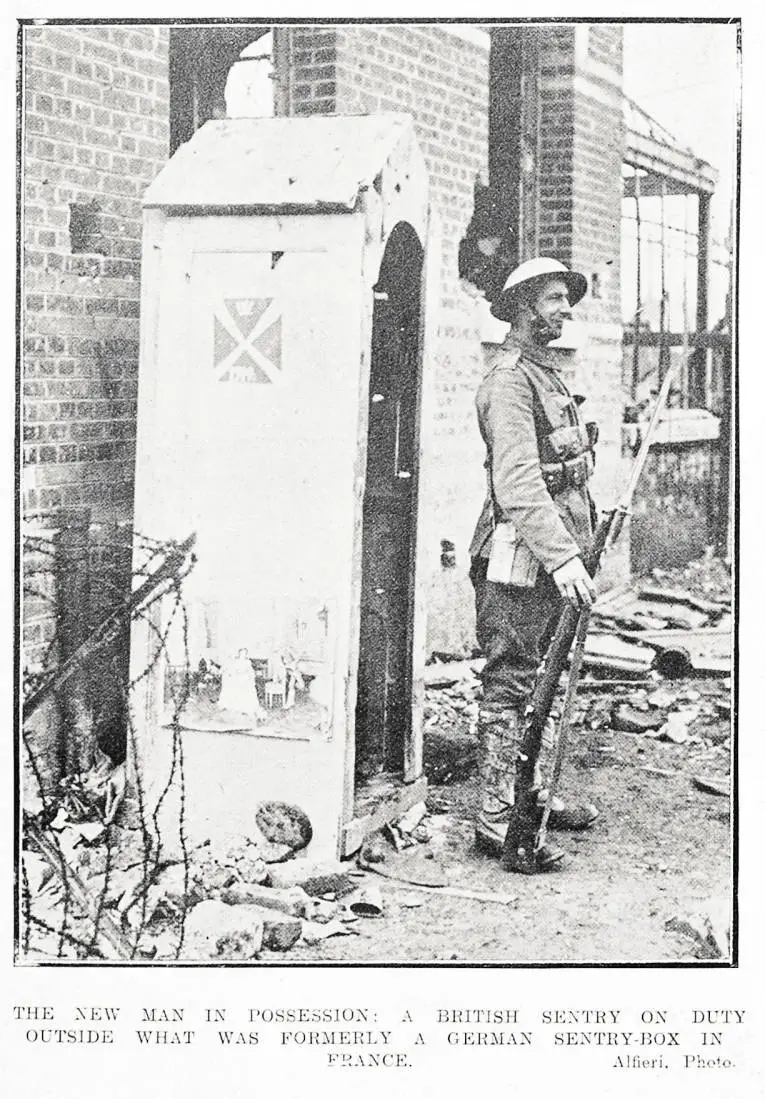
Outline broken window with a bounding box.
[459,28,540,307]
[169,26,289,153]
[224,31,275,119]
[620,100,727,414]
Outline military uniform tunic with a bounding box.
[469,336,596,707]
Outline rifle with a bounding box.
[501,363,679,873]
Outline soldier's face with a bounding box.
[533,278,573,340]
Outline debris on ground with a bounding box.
[379,879,519,907]
[267,860,356,896]
[650,707,700,744]
[692,774,731,798]
[20,551,732,964]
[254,800,313,861]
[592,552,732,678]
[349,886,384,917]
[611,702,667,733]
[299,919,357,944]
[219,882,310,916]
[359,846,449,887]
[665,903,731,960]
[184,899,265,959]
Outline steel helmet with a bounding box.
[490,257,588,321]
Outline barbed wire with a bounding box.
[119,667,155,959]
[19,521,196,962]
[25,912,108,960]
[20,861,31,958]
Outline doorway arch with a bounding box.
[355,222,425,782]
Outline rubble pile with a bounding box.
[587,551,732,679]
[21,791,445,962]
[422,553,732,802]
[20,552,733,963]
[578,677,733,790]
[422,659,481,783]
[422,666,731,787]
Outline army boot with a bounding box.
[475,706,564,870]
[536,790,599,831]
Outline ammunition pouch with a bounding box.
[545,422,591,461]
[541,419,596,496]
[541,450,594,496]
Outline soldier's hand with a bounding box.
[552,556,596,608]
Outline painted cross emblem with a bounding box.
[213,297,282,383]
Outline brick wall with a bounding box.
[22,22,630,659]
[538,25,629,587]
[538,25,624,316]
[287,26,337,116]
[288,23,631,641]
[21,509,133,793]
[22,24,169,521]
[538,78,575,261]
[588,24,623,73]
[336,25,491,652]
[287,24,491,652]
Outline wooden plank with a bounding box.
[584,632,656,670]
[624,131,717,194]
[342,775,427,858]
[55,510,93,776]
[622,331,731,350]
[405,204,441,784]
[375,878,518,907]
[638,586,729,615]
[623,626,731,666]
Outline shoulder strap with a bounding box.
[483,345,521,381]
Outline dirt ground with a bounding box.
[22,555,733,966]
[22,673,732,966]
[302,676,732,965]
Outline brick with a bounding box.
[81,37,120,65]
[32,138,56,160]
[20,21,629,668]
[26,43,54,68]
[66,77,102,103]
[23,24,168,526]
[42,30,82,55]
[34,69,67,95]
